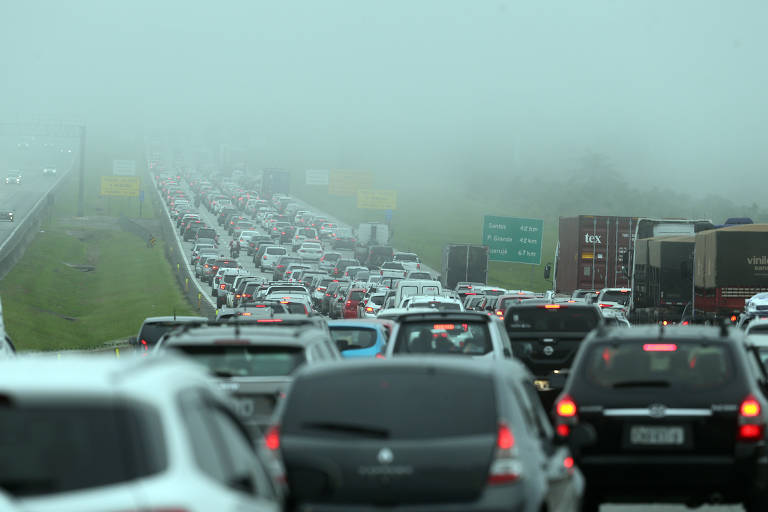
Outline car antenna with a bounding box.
[173,308,176,321]
[234,315,240,338]
[658,319,664,337]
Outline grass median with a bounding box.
[0,158,195,351]
[293,179,556,291]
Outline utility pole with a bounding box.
[77,125,86,217]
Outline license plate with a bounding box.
[534,379,550,391]
[629,426,685,446]
[234,396,275,418]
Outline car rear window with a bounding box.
[283,369,496,439]
[197,228,216,238]
[0,402,166,496]
[330,327,378,349]
[369,295,385,306]
[284,303,308,314]
[395,254,418,262]
[748,324,768,335]
[505,307,599,332]
[410,301,461,311]
[600,290,630,305]
[223,274,239,284]
[394,321,492,355]
[580,342,736,391]
[267,247,287,255]
[348,291,364,301]
[171,345,305,377]
[139,321,199,346]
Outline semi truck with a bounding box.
[631,236,695,323]
[441,244,489,290]
[554,215,713,298]
[693,224,768,321]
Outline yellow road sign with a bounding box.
[100,176,140,197]
[329,170,374,196]
[357,189,397,210]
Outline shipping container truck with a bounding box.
[631,236,695,323]
[260,169,291,199]
[441,244,489,290]
[554,216,637,294]
[693,224,768,321]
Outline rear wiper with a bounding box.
[301,421,390,438]
[212,369,238,378]
[612,380,671,388]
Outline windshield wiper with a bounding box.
[612,380,671,388]
[301,421,390,438]
[212,369,239,378]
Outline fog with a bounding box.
[2,0,767,203]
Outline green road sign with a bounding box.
[482,215,543,264]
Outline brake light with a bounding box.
[264,255,267,259]
[257,318,283,323]
[599,303,612,308]
[556,424,571,437]
[264,425,280,451]
[643,343,677,352]
[731,314,739,323]
[366,306,374,312]
[738,395,766,442]
[563,456,575,470]
[220,284,225,289]
[488,422,521,484]
[375,353,385,359]
[556,395,577,417]
[543,304,561,309]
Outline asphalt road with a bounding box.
[156,175,747,512]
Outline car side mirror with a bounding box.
[543,263,552,280]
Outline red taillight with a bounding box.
[496,423,514,450]
[257,318,283,323]
[739,424,765,441]
[488,422,521,484]
[556,424,571,437]
[563,456,575,470]
[220,284,225,289]
[365,306,374,312]
[263,255,267,259]
[556,395,577,418]
[731,314,739,323]
[264,425,280,450]
[375,353,385,359]
[599,303,611,308]
[643,343,677,352]
[543,304,561,309]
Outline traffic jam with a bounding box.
[3,154,768,512]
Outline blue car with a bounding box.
[327,320,388,358]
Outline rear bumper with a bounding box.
[294,483,545,512]
[580,453,768,498]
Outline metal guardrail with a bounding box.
[146,174,217,319]
[0,170,71,281]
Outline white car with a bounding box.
[405,295,465,311]
[380,261,408,278]
[746,293,768,315]
[297,242,323,262]
[393,252,421,272]
[0,355,283,512]
[42,167,57,176]
[260,245,288,271]
[596,287,631,315]
[238,230,260,250]
[360,292,387,318]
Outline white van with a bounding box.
[393,279,442,308]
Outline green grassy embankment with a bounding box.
[0,158,195,351]
[293,178,557,291]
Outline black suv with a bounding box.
[504,303,601,408]
[555,325,768,511]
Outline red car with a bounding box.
[343,288,366,319]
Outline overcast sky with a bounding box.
[1,1,766,200]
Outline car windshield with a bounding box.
[330,327,378,349]
[283,370,495,439]
[172,345,305,377]
[748,324,768,334]
[139,321,200,346]
[506,307,600,332]
[348,291,364,301]
[369,295,385,305]
[395,254,418,262]
[394,321,492,355]
[266,247,286,255]
[582,342,736,391]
